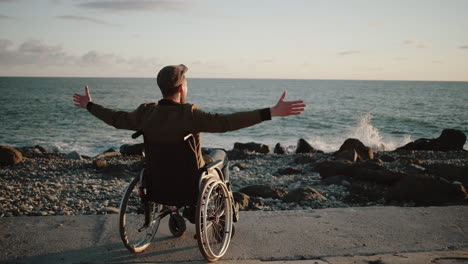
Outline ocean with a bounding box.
[1,77,467,156]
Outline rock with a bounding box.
[396,129,466,152]
[239,185,288,199]
[403,164,426,174]
[120,143,145,156]
[283,187,327,203]
[93,159,107,170]
[380,154,396,162]
[46,195,58,202]
[425,164,468,186]
[293,154,316,164]
[233,192,250,210]
[277,167,303,175]
[274,143,286,154]
[99,164,130,179]
[349,161,403,185]
[334,138,374,161]
[103,148,116,153]
[35,145,60,154]
[346,181,388,204]
[64,151,82,160]
[0,145,23,166]
[233,142,271,154]
[95,151,121,160]
[321,175,347,186]
[100,207,120,214]
[386,174,468,205]
[334,149,358,162]
[226,149,249,160]
[315,160,353,178]
[232,162,247,170]
[17,147,42,156]
[296,138,322,154]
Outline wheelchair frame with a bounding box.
[118,133,235,262]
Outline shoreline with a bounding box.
[1,136,467,217]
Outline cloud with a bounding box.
[0,14,13,19]
[57,15,120,27]
[459,45,468,49]
[403,40,430,48]
[0,0,18,2]
[0,39,159,71]
[337,50,360,56]
[76,0,186,12]
[257,59,275,63]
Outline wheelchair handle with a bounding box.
[132,131,143,139]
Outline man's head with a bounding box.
[157,64,188,102]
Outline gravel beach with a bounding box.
[1,136,467,217]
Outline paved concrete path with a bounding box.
[1,206,467,264]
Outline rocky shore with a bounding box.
[0,129,467,217]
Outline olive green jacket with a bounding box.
[87,100,271,168]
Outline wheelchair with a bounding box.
[118,131,237,262]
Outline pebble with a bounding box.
[1,148,467,216]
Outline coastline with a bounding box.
[1,132,467,217]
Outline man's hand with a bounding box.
[270,91,306,117]
[73,86,92,109]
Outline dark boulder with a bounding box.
[334,138,374,161]
[315,160,353,178]
[425,164,468,186]
[346,181,388,204]
[239,185,288,199]
[277,167,303,175]
[283,187,327,203]
[233,142,271,154]
[0,145,23,166]
[296,138,323,154]
[321,175,348,186]
[396,129,466,152]
[386,174,468,205]
[274,143,286,154]
[349,161,404,185]
[120,143,144,156]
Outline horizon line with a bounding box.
[0,75,468,83]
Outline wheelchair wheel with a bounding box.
[169,213,186,237]
[119,174,162,253]
[196,178,233,262]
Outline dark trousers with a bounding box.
[203,149,230,183]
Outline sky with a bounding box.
[0,0,468,81]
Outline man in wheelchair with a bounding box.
[73,64,306,261]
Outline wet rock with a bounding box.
[296,138,323,154]
[274,143,286,154]
[396,129,466,152]
[334,138,374,161]
[0,145,23,166]
[277,167,303,175]
[334,149,358,162]
[233,192,250,210]
[233,142,271,154]
[120,143,144,156]
[283,187,327,203]
[346,181,388,204]
[387,174,468,205]
[64,151,82,160]
[239,185,288,199]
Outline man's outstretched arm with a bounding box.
[191,91,306,133]
[73,86,144,131]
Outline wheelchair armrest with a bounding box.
[204,159,223,172]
